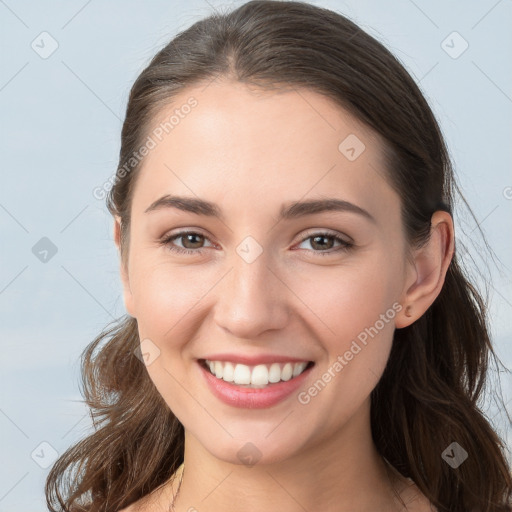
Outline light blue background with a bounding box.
[1,0,511,509]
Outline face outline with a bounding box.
[113,79,454,468]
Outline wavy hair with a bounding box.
[46,1,512,510]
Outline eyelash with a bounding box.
[159,230,354,257]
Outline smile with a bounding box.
[198,358,316,409]
[201,359,315,388]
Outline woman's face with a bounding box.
[117,80,416,465]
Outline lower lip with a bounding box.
[198,361,314,409]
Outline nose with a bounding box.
[213,250,290,340]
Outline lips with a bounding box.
[197,357,315,409]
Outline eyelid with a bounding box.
[159,227,355,256]
[160,227,212,243]
[297,227,353,244]
[160,229,215,250]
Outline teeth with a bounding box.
[204,360,310,387]
[282,362,293,381]
[222,362,235,382]
[292,362,305,377]
[233,363,251,384]
[268,363,281,383]
[251,364,268,386]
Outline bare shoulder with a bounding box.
[118,502,139,512]
[117,496,152,512]
[117,473,181,511]
[398,479,438,512]
[117,464,183,512]
[117,492,161,512]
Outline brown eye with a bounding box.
[159,231,214,255]
[180,233,205,249]
[297,232,353,256]
[310,234,335,251]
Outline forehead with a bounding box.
[130,80,399,223]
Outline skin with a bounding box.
[115,79,453,511]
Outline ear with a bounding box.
[114,216,135,317]
[395,211,455,328]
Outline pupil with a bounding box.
[312,235,331,250]
[185,234,202,248]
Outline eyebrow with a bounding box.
[144,194,376,223]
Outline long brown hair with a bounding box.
[45,1,512,510]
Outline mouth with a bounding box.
[198,358,315,389]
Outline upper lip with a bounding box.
[199,353,314,366]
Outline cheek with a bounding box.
[291,258,402,407]
[128,262,210,412]
[291,258,400,342]
[289,263,399,425]
[129,237,404,338]
[130,259,213,334]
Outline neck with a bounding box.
[166,402,410,512]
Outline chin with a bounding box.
[194,427,309,468]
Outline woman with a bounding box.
[45,1,512,511]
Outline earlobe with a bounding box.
[113,216,136,318]
[395,211,454,329]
